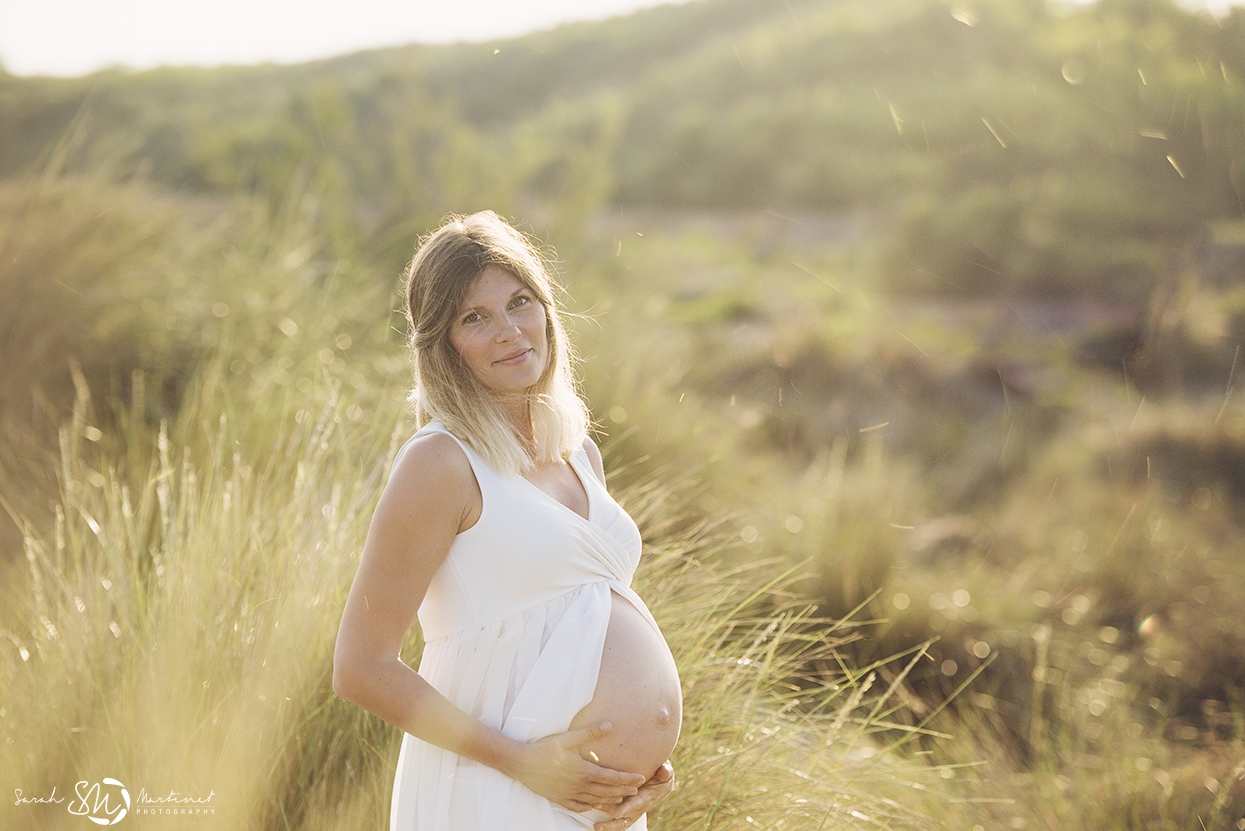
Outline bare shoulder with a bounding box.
[392,431,473,484]
[581,434,607,485]
[385,431,481,532]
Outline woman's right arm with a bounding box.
[331,434,645,811]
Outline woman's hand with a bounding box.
[592,760,674,831]
[508,722,647,813]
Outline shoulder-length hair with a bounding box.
[403,211,588,475]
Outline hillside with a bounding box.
[2,0,1243,292]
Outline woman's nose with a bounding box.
[494,314,521,341]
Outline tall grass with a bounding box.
[0,173,188,555]
[1,347,985,830]
[0,370,409,829]
[0,165,400,560]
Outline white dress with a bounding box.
[389,422,658,831]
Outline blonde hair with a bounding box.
[403,211,589,475]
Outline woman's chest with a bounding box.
[442,483,643,611]
[520,460,590,522]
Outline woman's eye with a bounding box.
[512,295,531,309]
[462,312,481,324]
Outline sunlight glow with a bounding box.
[0,0,691,77]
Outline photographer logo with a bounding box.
[15,776,217,823]
[68,777,130,825]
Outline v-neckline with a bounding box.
[519,452,593,523]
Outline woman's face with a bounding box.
[449,265,548,395]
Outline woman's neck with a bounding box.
[498,393,534,447]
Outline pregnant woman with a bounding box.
[333,211,681,831]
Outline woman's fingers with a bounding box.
[591,762,676,831]
[518,724,649,808]
[562,734,645,791]
[611,780,669,818]
[584,768,646,794]
[561,720,612,747]
[573,770,643,801]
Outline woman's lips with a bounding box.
[494,348,531,365]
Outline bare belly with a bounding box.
[569,591,682,779]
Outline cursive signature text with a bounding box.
[138,787,216,805]
[15,786,66,805]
